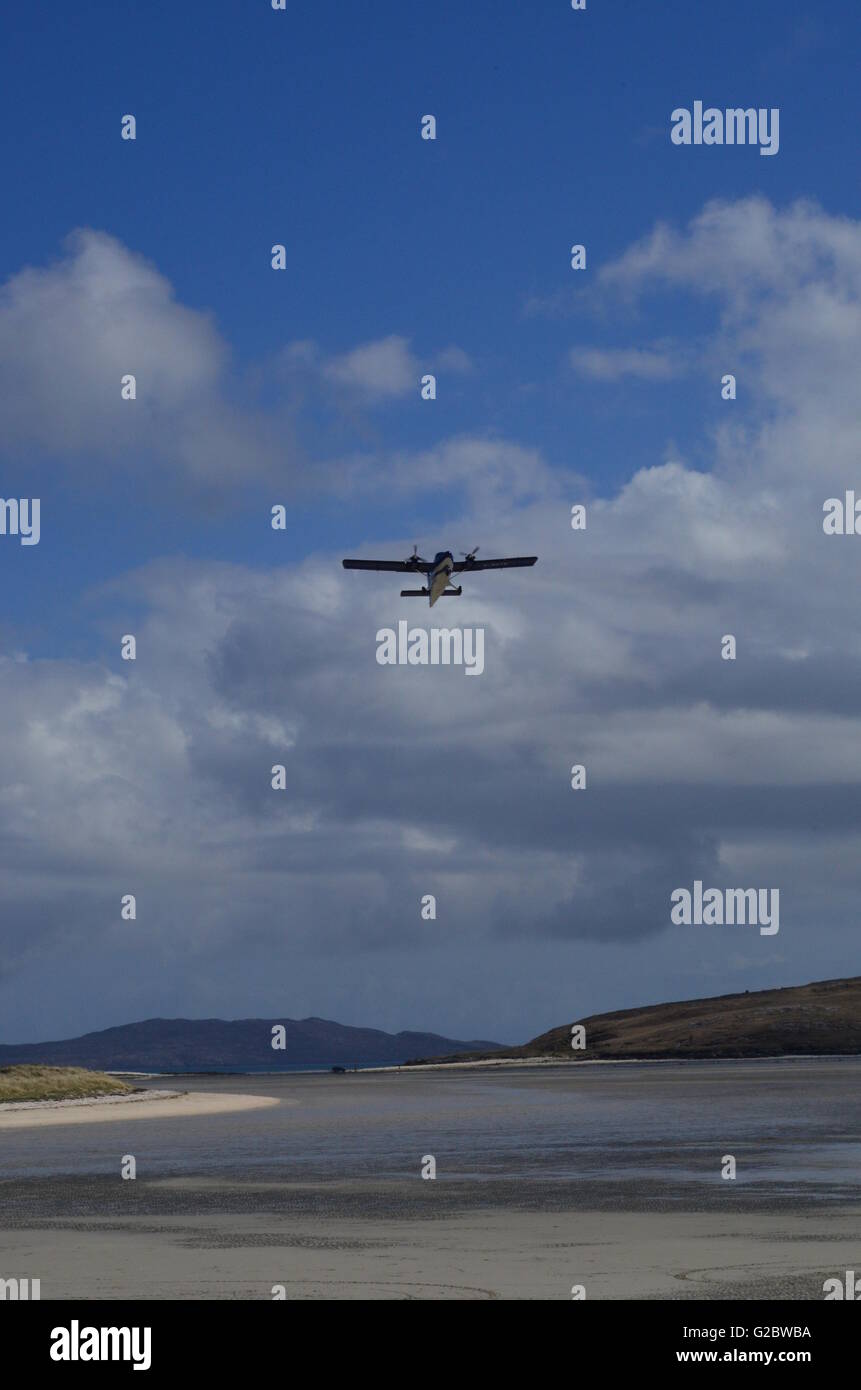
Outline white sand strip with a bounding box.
[0,1088,184,1113]
[0,1090,281,1129]
[364,1052,858,1073]
[364,1056,559,1072]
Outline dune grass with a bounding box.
[0,1065,135,1104]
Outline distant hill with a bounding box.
[408,976,861,1064]
[0,1017,506,1071]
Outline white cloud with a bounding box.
[434,345,474,374]
[0,229,225,457]
[569,345,681,381]
[598,196,861,305]
[307,335,473,401]
[323,334,417,398]
[0,232,481,493]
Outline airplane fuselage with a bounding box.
[428,550,455,606]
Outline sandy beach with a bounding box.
[3,1199,856,1300]
[0,1089,281,1130]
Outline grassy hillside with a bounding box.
[0,1065,135,1104]
[408,976,861,1064]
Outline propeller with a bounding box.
[460,546,480,564]
[406,543,425,567]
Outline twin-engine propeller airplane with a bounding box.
[342,546,538,607]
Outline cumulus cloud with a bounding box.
[0,234,474,492]
[3,198,861,1040]
[598,196,861,305]
[0,229,296,488]
[323,334,418,398]
[318,335,472,398]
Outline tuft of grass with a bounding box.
[0,1065,136,1104]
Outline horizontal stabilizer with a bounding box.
[398,587,463,597]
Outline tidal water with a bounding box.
[2,1057,858,1209]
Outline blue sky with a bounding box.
[2,1,851,595]
[2,2,861,1043]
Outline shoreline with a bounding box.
[0,1089,282,1129]
[2,1054,856,1092]
[364,1051,861,1073]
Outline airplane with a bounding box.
[342,545,537,607]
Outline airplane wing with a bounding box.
[451,556,538,572]
[342,558,431,573]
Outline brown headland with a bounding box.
[405,976,861,1065]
